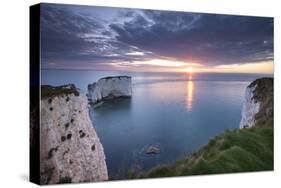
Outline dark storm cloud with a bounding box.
[41,4,273,69]
[40,4,154,68]
[110,10,273,65]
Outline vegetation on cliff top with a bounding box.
[134,125,273,179]
[41,84,79,99]
[130,77,273,179]
[102,75,131,80]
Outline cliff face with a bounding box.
[240,78,273,129]
[239,84,261,128]
[40,85,108,184]
[88,76,132,104]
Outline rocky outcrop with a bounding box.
[146,146,160,155]
[88,76,132,105]
[240,78,273,129]
[239,84,260,129]
[40,84,108,184]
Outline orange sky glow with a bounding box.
[110,59,274,74]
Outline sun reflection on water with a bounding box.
[186,73,194,112]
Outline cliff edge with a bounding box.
[88,76,132,105]
[40,84,108,184]
[240,78,273,129]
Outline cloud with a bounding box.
[40,4,273,70]
[40,4,155,69]
[110,10,273,65]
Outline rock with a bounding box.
[239,84,260,129]
[88,76,132,105]
[39,85,108,184]
[240,77,273,129]
[146,146,160,155]
[92,101,104,108]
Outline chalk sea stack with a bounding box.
[88,76,132,106]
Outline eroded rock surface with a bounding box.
[40,84,108,184]
[240,78,273,129]
[88,76,132,105]
[146,146,160,155]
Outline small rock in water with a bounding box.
[146,146,160,155]
[92,101,104,108]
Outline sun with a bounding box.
[186,67,193,73]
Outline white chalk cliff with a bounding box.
[240,78,273,129]
[240,84,260,129]
[88,76,132,104]
[40,85,108,184]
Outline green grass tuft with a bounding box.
[41,84,79,99]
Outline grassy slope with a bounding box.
[138,124,273,178]
[133,77,274,178]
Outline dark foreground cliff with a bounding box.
[131,78,273,179]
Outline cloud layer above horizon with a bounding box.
[40,3,274,72]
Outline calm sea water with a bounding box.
[41,70,271,179]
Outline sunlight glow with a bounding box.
[111,59,202,72]
[125,52,145,56]
[132,59,195,67]
[186,67,194,81]
[109,59,273,74]
[196,61,273,74]
[112,59,201,68]
[186,80,194,112]
[186,67,193,73]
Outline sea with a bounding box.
[41,70,272,179]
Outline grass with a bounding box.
[103,76,131,80]
[41,84,79,99]
[135,124,273,179]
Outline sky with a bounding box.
[40,3,274,74]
